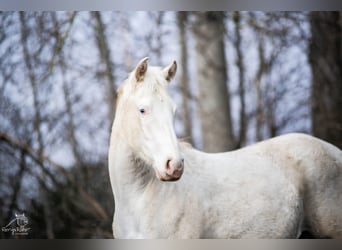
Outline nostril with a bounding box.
[166,159,172,170]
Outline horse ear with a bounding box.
[135,57,149,82]
[163,60,177,82]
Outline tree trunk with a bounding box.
[92,12,117,127]
[19,12,44,156]
[6,149,26,223]
[309,12,342,149]
[51,12,83,173]
[192,12,235,152]
[177,12,193,144]
[255,40,266,142]
[19,12,55,239]
[233,11,247,148]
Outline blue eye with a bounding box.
[139,108,145,114]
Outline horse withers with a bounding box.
[108,58,342,239]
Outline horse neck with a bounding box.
[109,119,156,201]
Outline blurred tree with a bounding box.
[232,11,247,148]
[19,12,55,239]
[146,12,165,65]
[177,12,193,144]
[19,12,44,156]
[247,12,310,141]
[92,11,117,128]
[192,12,235,152]
[0,12,112,239]
[51,12,82,175]
[309,11,342,149]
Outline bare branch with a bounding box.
[0,132,109,221]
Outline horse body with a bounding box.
[108,58,342,238]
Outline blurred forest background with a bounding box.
[0,11,341,238]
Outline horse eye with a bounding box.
[139,108,145,114]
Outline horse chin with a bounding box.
[155,170,182,182]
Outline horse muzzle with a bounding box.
[156,158,184,181]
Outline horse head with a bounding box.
[116,58,184,181]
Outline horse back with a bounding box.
[266,133,342,238]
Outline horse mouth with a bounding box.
[161,175,181,182]
[155,170,183,182]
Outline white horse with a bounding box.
[108,57,342,239]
